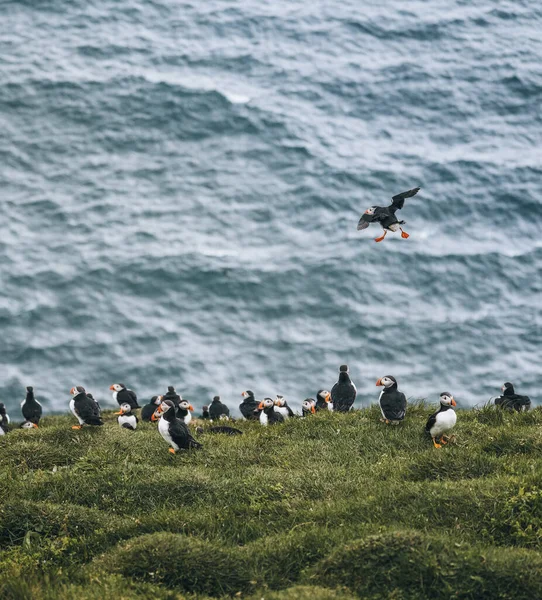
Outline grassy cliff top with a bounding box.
[1,403,542,599]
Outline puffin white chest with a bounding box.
[259,411,269,426]
[69,399,84,424]
[378,390,386,418]
[158,417,178,449]
[118,414,137,430]
[275,406,289,419]
[431,410,457,437]
[183,412,192,425]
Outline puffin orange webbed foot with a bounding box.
[71,425,82,430]
[168,448,176,455]
[400,229,410,239]
[432,437,442,449]
[375,233,387,243]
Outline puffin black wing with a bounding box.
[75,395,103,425]
[170,420,202,450]
[357,214,373,230]
[390,187,420,211]
[425,410,438,433]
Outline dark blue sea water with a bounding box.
[1,0,541,415]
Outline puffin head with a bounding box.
[317,389,331,403]
[167,386,176,393]
[275,395,286,407]
[0,403,6,415]
[376,376,396,389]
[20,421,38,429]
[70,386,85,397]
[302,398,316,414]
[115,402,132,415]
[439,392,457,407]
[109,383,125,392]
[502,382,514,395]
[26,386,34,393]
[241,390,254,399]
[155,399,176,421]
[212,396,220,403]
[258,398,274,410]
[365,206,377,216]
[150,395,161,406]
[179,399,194,412]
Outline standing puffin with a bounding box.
[376,376,407,424]
[116,403,138,430]
[240,390,260,420]
[69,386,104,429]
[109,383,140,409]
[274,395,295,419]
[258,398,285,426]
[302,398,316,417]
[315,389,333,412]
[176,399,194,425]
[425,392,457,448]
[209,396,230,421]
[0,403,10,435]
[331,365,357,413]
[141,396,162,422]
[201,405,210,420]
[21,386,42,427]
[495,382,531,412]
[357,187,420,242]
[156,400,202,453]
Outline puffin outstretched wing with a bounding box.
[357,216,371,230]
[391,187,420,211]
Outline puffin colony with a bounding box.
[0,367,532,452]
[0,188,533,450]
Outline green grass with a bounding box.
[1,403,542,599]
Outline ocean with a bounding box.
[1,0,541,415]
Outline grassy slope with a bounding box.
[1,403,542,599]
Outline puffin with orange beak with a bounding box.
[157,399,202,453]
[141,396,163,422]
[176,399,195,425]
[376,376,407,424]
[357,186,420,242]
[115,402,138,430]
[258,398,284,426]
[315,389,333,412]
[302,398,316,417]
[109,383,139,410]
[425,393,457,448]
[69,386,103,429]
[239,391,260,421]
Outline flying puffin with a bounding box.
[425,392,457,448]
[495,382,531,412]
[315,389,333,412]
[376,376,407,424]
[209,396,230,421]
[240,390,260,420]
[258,398,285,426]
[302,398,316,417]
[156,400,202,453]
[21,386,42,427]
[176,399,194,425]
[69,386,104,429]
[357,187,420,242]
[116,402,138,430]
[0,403,10,435]
[274,395,295,419]
[331,365,357,413]
[109,383,140,409]
[141,396,162,422]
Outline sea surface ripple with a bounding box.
[1,0,541,414]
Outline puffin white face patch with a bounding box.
[381,377,395,388]
[179,401,191,410]
[120,403,131,413]
[365,207,376,215]
[262,398,274,408]
[440,394,454,405]
[275,395,285,406]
